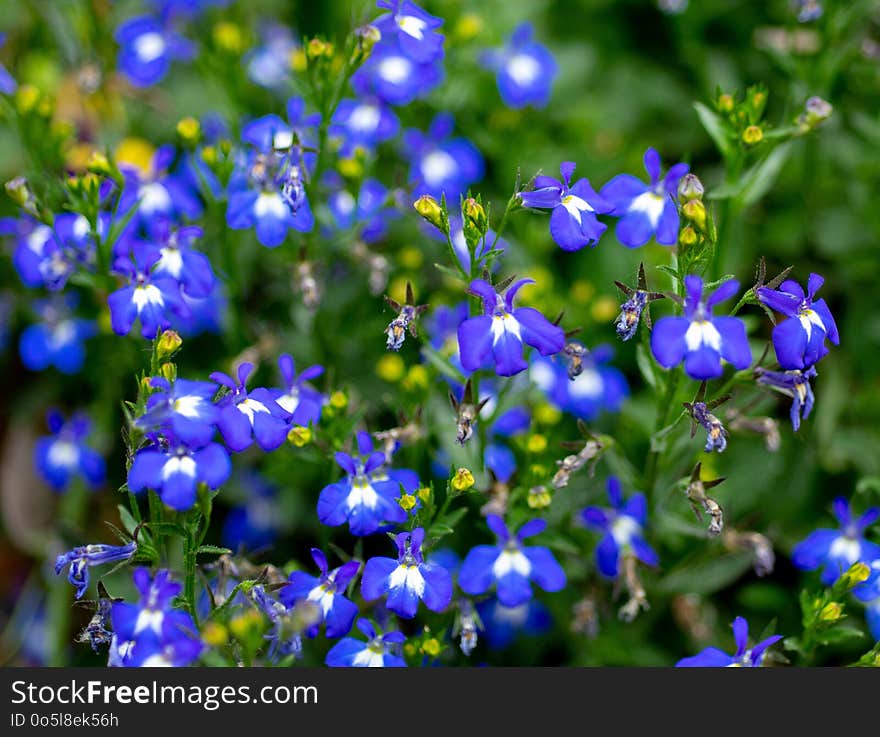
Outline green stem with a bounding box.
[643,367,682,495]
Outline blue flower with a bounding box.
[327,177,398,244]
[482,23,557,109]
[600,148,689,248]
[136,376,219,447]
[351,36,444,105]
[330,98,400,155]
[0,33,17,94]
[403,114,484,202]
[221,471,281,552]
[755,366,817,431]
[280,548,361,638]
[19,296,95,375]
[109,568,202,667]
[676,616,782,667]
[55,542,137,599]
[853,560,880,641]
[317,431,415,536]
[249,584,310,661]
[372,1,445,63]
[580,477,659,578]
[210,362,292,453]
[518,162,612,251]
[325,618,407,667]
[757,274,839,370]
[459,515,566,607]
[791,497,880,585]
[650,275,752,380]
[142,224,216,298]
[269,353,325,427]
[35,410,105,492]
[477,596,552,650]
[114,15,194,88]
[457,278,565,377]
[108,243,187,339]
[530,344,629,421]
[226,101,318,247]
[245,23,298,89]
[361,528,453,619]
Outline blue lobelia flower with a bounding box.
[755,366,817,431]
[226,101,317,247]
[518,162,612,251]
[459,515,566,607]
[280,548,361,639]
[402,114,484,202]
[245,23,299,90]
[55,542,137,600]
[457,278,565,377]
[117,146,203,240]
[477,595,552,650]
[108,243,187,339]
[35,410,105,492]
[19,295,96,375]
[128,434,231,510]
[481,23,557,109]
[330,97,400,155]
[651,275,751,380]
[361,528,453,619]
[114,15,195,88]
[221,471,281,553]
[351,36,444,106]
[0,33,17,94]
[269,353,325,428]
[143,224,216,299]
[530,344,629,421]
[853,560,880,641]
[791,497,880,585]
[600,148,689,248]
[327,177,398,244]
[249,584,310,661]
[676,616,782,667]
[757,274,839,370]
[325,618,407,667]
[317,431,415,536]
[109,568,202,667]
[136,376,219,447]
[580,477,659,578]
[372,1,445,63]
[210,362,292,453]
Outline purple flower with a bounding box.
[600,148,689,248]
[403,114,484,202]
[372,1,444,63]
[19,296,95,375]
[352,36,443,106]
[757,274,839,370]
[361,528,453,619]
[269,353,325,427]
[144,225,215,299]
[580,477,658,579]
[35,410,105,492]
[519,162,612,251]
[55,542,137,599]
[210,363,292,452]
[482,23,557,109]
[459,516,566,607]
[457,278,565,377]
[325,618,407,667]
[755,366,817,431]
[114,15,195,88]
[316,431,416,536]
[676,617,782,667]
[280,549,360,639]
[136,376,219,448]
[650,275,752,380]
[791,497,880,585]
[330,98,400,155]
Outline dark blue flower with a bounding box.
[280,548,361,638]
[269,353,325,427]
[317,431,415,536]
[791,497,880,585]
[330,98,400,155]
[35,410,105,492]
[19,295,95,375]
[0,33,17,94]
[136,376,219,447]
[519,162,612,251]
[372,1,444,63]
[109,568,202,667]
[482,23,557,109]
[210,362,292,452]
[141,224,215,298]
[327,178,398,243]
[459,515,566,607]
[325,618,407,667]
[114,15,195,88]
[757,274,839,370]
[403,114,484,202]
[755,367,817,431]
[457,278,565,377]
[600,148,689,248]
[55,542,137,599]
[351,36,444,106]
[477,595,552,650]
[650,275,752,380]
[361,528,453,619]
[221,471,281,552]
[580,477,659,578]
[676,616,782,667]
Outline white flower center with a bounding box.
[50,320,76,349]
[162,455,196,480]
[507,53,541,86]
[158,247,183,278]
[420,150,457,186]
[611,515,641,548]
[237,397,270,425]
[561,194,593,225]
[172,395,204,418]
[48,440,79,468]
[307,584,336,617]
[349,104,381,132]
[629,191,666,227]
[254,192,289,219]
[346,480,379,511]
[139,182,172,214]
[685,320,722,352]
[829,536,860,566]
[569,368,604,399]
[529,361,556,392]
[273,129,293,150]
[132,284,165,312]
[388,564,426,597]
[396,14,427,40]
[798,308,825,341]
[333,191,357,217]
[351,647,386,667]
[27,225,52,253]
[492,549,532,579]
[134,32,167,64]
[490,313,522,346]
[378,55,412,84]
[134,608,165,635]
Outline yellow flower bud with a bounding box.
[307,38,328,62]
[591,295,619,323]
[15,84,40,114]
[290,48,307,73]
[115,137,155,177]
[462,197,487,235]
[841,562,871,588]
[159,362,177,382]
[337,157,363,179]
[679,225,698,246]
[288,425,312,447]
[527,486,552,509]
[818,601,843,622]
[376,353,405,382]
[681,199,707,230]
[570,280,594,305]
[176,116,201,145]
[86,151,113,177]
[413,194,444,231]
[202,622,228,647]
[421,638,441,657]
[201,145,218,166]
[329,390,348,410]
[717,93,734,113]
[417,486,432,503]
[399,246,423,270]
[454,13,484,41]
[156,329,183,360]
[402,365,430,392]
[398,493,417,512]
[535,402,562,426]
[526,434,548,454]
[213,22,244,54]
[742,125,763,145]
[451,468,475,492]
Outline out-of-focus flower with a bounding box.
[19,295,95,375]
[35,410,105,492]
[481,23,557,109]
[372,1,444,63]
[330,98,400,155]
[0,33,17,94]
[351,35,443,105]
[676,616,781,667]
[114,15,195,88]
[327,177,398,243]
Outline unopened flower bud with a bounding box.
[462,197,487,235]
[176,116,201,146]
[413,194,445,232]
[818,601,843,623]
[840,561,870,589]
[717,93,734,113]
[527,485,552,509]
[681,199,707,230]
[451,467,475,492]
[156,329,183,360]
[86,152,114,178]
[306,38,330,62]
[398,493,417,512]
[5,176,36,212]
[287,425,312,447]
[679,225,698,246]
[159,362,177,382]
[742,125,763,145]
[678,173,704,203]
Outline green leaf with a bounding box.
[196,545,232,556]
[117,504,139,536]
[635,343,658,391]
[420,344,466,384]
[694,102,731,158]
[817,623,865,646]
[737,141,794,208]
[146,521,190,539]
[655,552,754,595]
